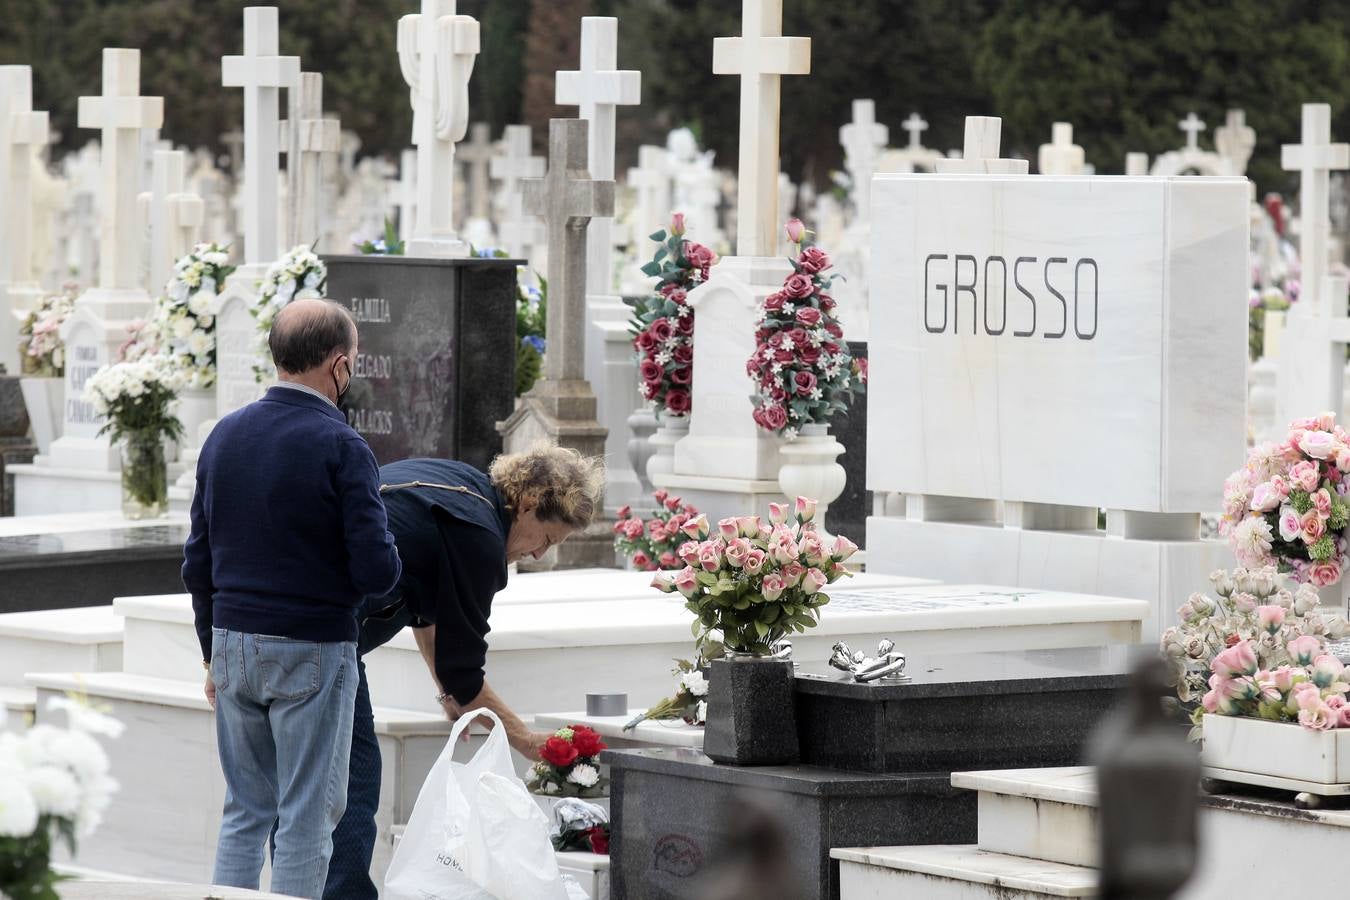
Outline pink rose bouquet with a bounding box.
[1160,566,1350,739]
[18,283,79,377]
[1220,414,1350,587]
[651,497,858,655]
[747,219,866,440]
[626,213,718,419]
[613,490,701,572]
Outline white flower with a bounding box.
[654,350,672,365]
[680,671,708,697]
[25,765,80,818]
[0,776,38,837]
[303,271,321,289]
[186,330,213,358]
[187,291,213,317]
[566,763,599,788]
[542,782,560,795]
[172,316,195,340]
[47,696,124,739]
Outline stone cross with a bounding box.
[138,149,203,297]
[397,0,480,255]
[1215,108,1256,177]
[219,129,244,177]
[556,16,641,295]
[458,122,494,222]
[522,118,615,383]
[1282,103,1350,312]
[222,6,299,266]
[902,112,928,149]
[393,148,417,241]
[1037,122,1085,176]
[78,48,164,291]
[839,99,888,221]
[280,71,340,248]
[0,66,48,291]
[1179,112,1205,151]
[627,144,671,238]
[492,124,545,260]
[713,0,811,258]
[936,116,1028,175]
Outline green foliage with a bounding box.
[357,219,405,256]
[515,272,547,397]
[0,816,71,900]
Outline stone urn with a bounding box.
[777,422,846,540]
[646,411,689,486]
[626,405,659,495]
[18,375,62,454]
[703,654,799,766]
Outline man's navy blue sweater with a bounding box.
[182,385,402,660]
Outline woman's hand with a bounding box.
[508,728,556,760]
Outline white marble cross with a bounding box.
[1215,108,1256,177]
[1037,122,1085,175]
[0,66,49,290]
[1125,152,1150,176]
[280,72,340,248]
[1179,112,1206,151]
[491,124,545,260]
[458,121,494,221]
[222,6,298,266]
[522,119,614,383]
[78,48,164,291]
[902,112,928,149]
[397,0,480,256]
[713,0,810,258]
[393,148,417,242]
[556,16,641,294]
[839,99,888,221]
[936,116,1028,175]
[138,150,203,297]
[627,144,671,238]
[1282,103,1350,311]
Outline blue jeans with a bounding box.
[323,594,413,900]
[211,628,358,900]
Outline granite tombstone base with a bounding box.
[704,657,799,766]
[0,525,187,613]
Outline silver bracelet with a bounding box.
[435,691,450,704]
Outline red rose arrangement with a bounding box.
[613,489,701,571]
[626,212,718,419]
[747,218,866,439]
[526,724,608,798]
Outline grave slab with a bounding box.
[0,524,186,613]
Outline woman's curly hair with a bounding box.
[488,443,606,529]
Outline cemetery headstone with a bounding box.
[621,143,670,295]
[0,66,50,373]
[62,142,101,287]
[392,147,417,243]
[490,124,545,267]
[865,114,1248,636]
[839,99,887,222]
[1038,121,1086,176]
[1214,108,1256,177]
[45,48,163,473]
[397,0,480,257]
[137,149,203,297]
[458,122,494,247]
[281,71,340,249]
[1151,112,1231,177]
[497,117,613,568]
[877,111,944,174]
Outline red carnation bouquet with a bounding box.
[526,724,608,798]
[626,212,718,419]
[613,489,701,571]
[747,218,866,439]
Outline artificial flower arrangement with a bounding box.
[1220,414,1350,587]
[748,219,866,441]
[122,243,235,388]
[549,798,609,855]
[626,213,718,419]
[1161,565,1350,740]
[516,272,547,397]
[18,284,79,377]
[525,725,608,799]
[0,695,122,900]
[624,658,712,731]
[252,243,328,382]
[652,497,858,657]
[613,489,701,571]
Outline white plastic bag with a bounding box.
[384,709,571,900]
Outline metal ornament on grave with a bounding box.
[828,639,909,683]
[1091,654,1200,900]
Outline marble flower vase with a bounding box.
[19,376,63,454]
[778,422,846,540]
[703,656,799,766]
[1203,714,1350,791]
[645,412,689,487]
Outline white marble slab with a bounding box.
[833,845,1095,898]
[535,711,704,749]
[0,509,189,537]
[952,766,1097,808]
[0,606,123,688]
[58,883,293,899]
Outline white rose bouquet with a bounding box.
[0,695,122,899]
[125,242,236,388]
[252,243,327,382]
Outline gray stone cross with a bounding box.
[458,121,493,221]
[522,118,614,383]
[280,71,340,247]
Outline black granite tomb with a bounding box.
[823,341,867,547]
[606,645,1133,900]
[0,373,36,517]
[0,526,187,613]
[323,255,519,470]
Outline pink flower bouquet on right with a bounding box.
[1221,413,1350,588]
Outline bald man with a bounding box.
[183,298,402,899]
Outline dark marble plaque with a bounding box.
[323,255,519,470]
[606,748,970,900]
[0,525,187,613]
[793,645,1131,774]
[824,341,868,547]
